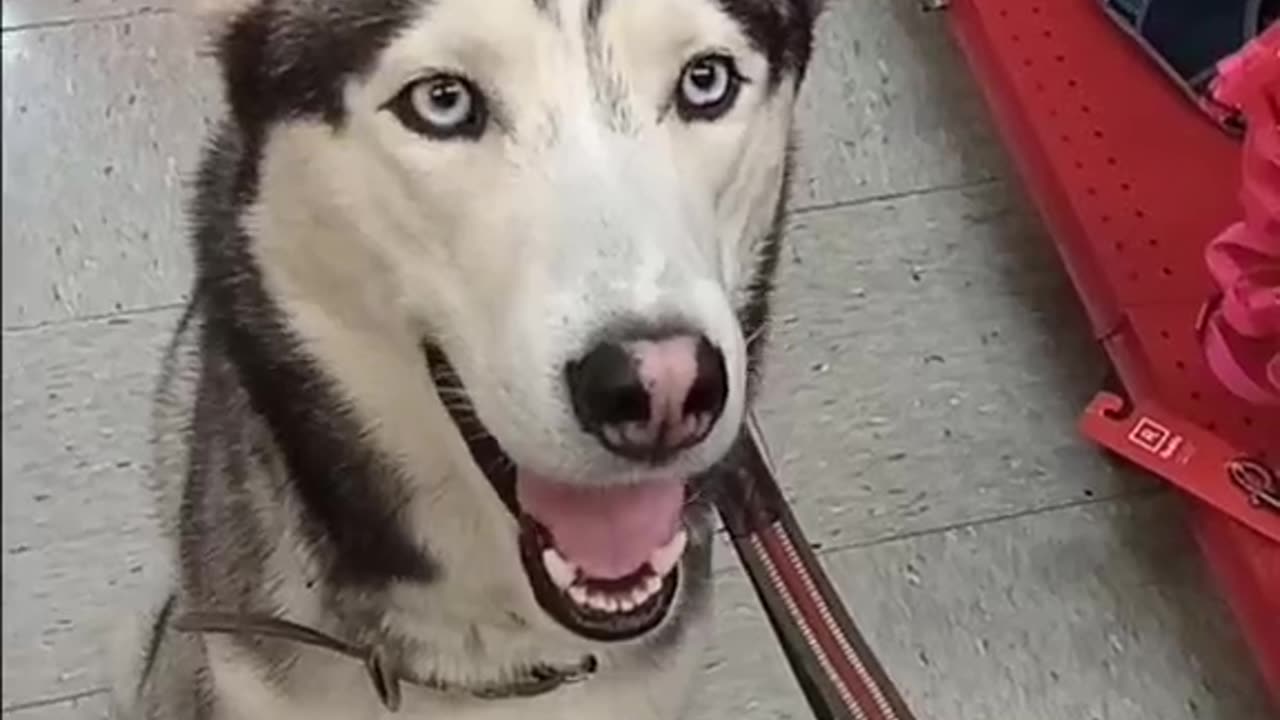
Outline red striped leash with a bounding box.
[716,414,919,720]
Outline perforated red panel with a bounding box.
[950,0,1276,448]
[946,0,1279,703]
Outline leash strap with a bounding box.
[716,415,918,720]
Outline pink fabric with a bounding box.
[517,472,684,579]
[1202,25,1280,406]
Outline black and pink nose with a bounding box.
[566,332,728,462]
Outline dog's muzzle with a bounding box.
[423,341,704,642]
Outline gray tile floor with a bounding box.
[1,1,1273,718]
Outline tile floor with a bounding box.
[1,1,1273,718]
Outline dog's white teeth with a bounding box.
[683,415,702,438]
[602,425,626,447]
[694,413,711,438]
[542,548,578,590]
[623,422,653,446]
[557,534,683,615]
[564,582,664,615]
[584,592,616,613]
[647,529,688,578]
[643,574,663,598]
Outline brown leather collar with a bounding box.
[174,611,598,712]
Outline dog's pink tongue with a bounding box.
[517,472,684,580]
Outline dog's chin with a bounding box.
[423,343,691,643]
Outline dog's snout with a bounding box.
[566,332,728,462]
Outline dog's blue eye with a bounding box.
[675,54,742,122]
[387,74,487,140]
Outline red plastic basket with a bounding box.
[945,0,1280,705]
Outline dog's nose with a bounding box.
[566,333,728,462]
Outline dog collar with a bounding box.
[173,611,598,711]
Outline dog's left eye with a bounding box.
[675,54,742,121]
[386,74,487,140]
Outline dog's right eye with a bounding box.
[386,74,488,140]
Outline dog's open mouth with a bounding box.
[518,475,685,641]
[424,344,685,642]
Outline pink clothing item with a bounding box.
[1202,24,1280,406]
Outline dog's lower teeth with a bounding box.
[542,548,578,590]
[584,593,614,613]
[551,532,685,615]
[601,425,626,447]
[648,529,688,578]
[644,574,663,597]
[562,574,667,615]
[623,422,653,446]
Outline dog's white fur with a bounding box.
[115,0,809,717]
[248,0,792,485]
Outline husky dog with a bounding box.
[115,0,818,717]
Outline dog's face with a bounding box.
[206,0,815,644]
